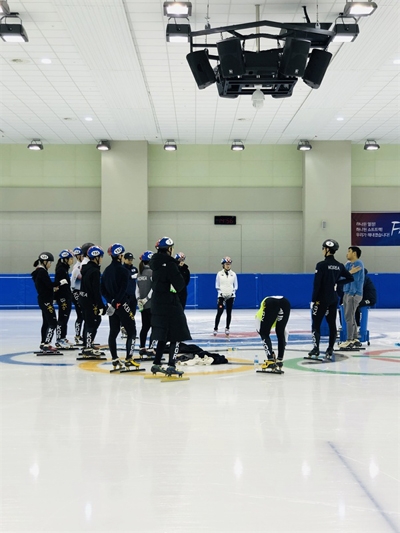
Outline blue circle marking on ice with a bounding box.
[0,352,73,367]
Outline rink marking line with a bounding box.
[284,350,400,376]
[78,357,254,375]
[0,352,73,366]
[328,442,400,533]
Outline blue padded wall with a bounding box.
[0,273,398,309]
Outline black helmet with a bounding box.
[322,239,339,253]
[39,252,54,262]
[124,252,134,260]
[81,242,95,256]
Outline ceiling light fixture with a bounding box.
[0,1,10,15]
[297,140,312,151]
[164,140,177,151]
[96,140,111,151]
[166,22,191,42]
[332,21,359,43]
[364,139,380,151]
[231,140,245,151]
[163,1,192,17]
[27,140,44,151]
[0,14,29,42]
[343,1,378,17]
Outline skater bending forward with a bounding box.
[256,296,291,372]
[149,237,192,376]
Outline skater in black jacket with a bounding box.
[101,243,140,371]
[54,249,74,349]
[80,245,106,356]
[355,268,377,327]
[31,252,57,351]
[175,252,190,309]
[309,239,354,359]
[150,237,192,376]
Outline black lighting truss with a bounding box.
[188,19,335,98]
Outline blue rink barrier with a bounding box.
[0,272,398,309]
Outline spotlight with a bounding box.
[96,140,111,151]
[343,1,378,17]
[364,140,380,151]
[166,22,191,43]
[163,1,192,17]
[27,140,44,151]
[164,140,177,151]
[252,88,265,109]
[297,140,312,151]
[0,1,10,15]
[0,15,29,42]
[332,22,359,43]
[231,140,245,151]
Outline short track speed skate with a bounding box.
[256,360,283,375]
[34,344,63,356]
[120,358,145,374]
[160,366,190,382]
[77,348,107,361]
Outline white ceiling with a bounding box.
[0,0,399,147]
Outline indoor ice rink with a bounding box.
[1,307,399,532]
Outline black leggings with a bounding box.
[259,297,291,360]
[108,302,136,360]
[83,304,102,349]
[139,308,153,348]
[154,341,179,367]
[311,301,337,350]
[38,297,57,345]
[72,289,84,337]
[214,296,235,330]
[56,297,72,340]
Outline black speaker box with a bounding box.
[217,38,245,78]
[186,50,216,90]
[244,49,280,76]
[280,38,311,77]
[303,49,332,89]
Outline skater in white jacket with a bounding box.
[213,257,238,336]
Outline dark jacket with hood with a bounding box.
[31,266,54,302]
[101,258,130,305]
[149,251,191,342]
[80,260,104,311]
[312,254,354,305]
[54,261,72,302]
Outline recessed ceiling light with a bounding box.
[336,117,344,121]
[84,117,93,122]
[41,58,52,64]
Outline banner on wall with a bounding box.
[352,213,400,246]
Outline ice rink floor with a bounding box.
[0,308,399,533]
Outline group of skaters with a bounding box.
[31,236,375,376]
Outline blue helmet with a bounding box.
[156,236,174,250]
[140,250,153,262]
[221,256,232,265]
[175,252,186,261]
[59,249,74,259]
[110,243,125,257]
[73,247,82,256]
[87,245,104,259]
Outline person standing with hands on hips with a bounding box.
[214,257,238,337]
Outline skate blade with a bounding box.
[76,356,107,361]
[338,347,365,351]
[35,351,63,356]
[160,375,190,382]
[120,368,145,373]
[256,369,283,374]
